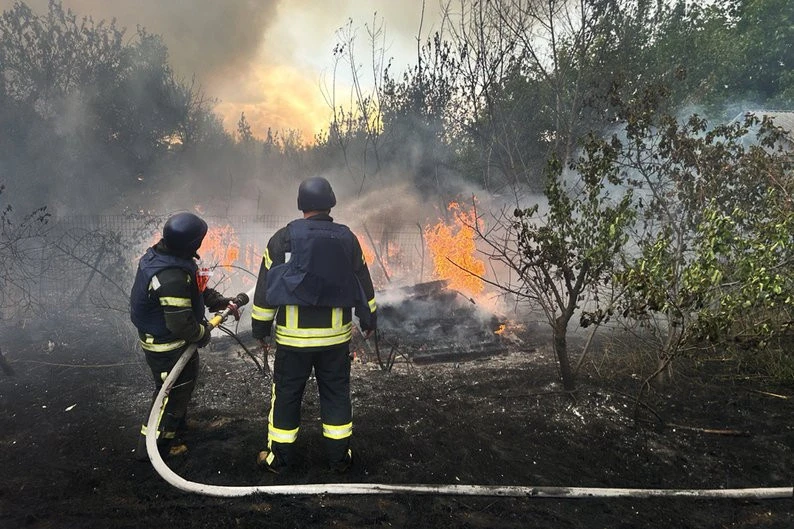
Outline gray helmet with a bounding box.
[297,176,336,211]
[163,212,208,255]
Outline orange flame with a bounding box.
[494,323,506,335]
[424,201,485,297]
[356,233,395,289]
[145,222,259,291]
[359,236,376,267]
[199,225,240,271]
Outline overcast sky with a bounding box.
[1,0,445,142]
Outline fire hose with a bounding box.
[144,291,794,499]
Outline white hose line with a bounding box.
[144,312,794,499]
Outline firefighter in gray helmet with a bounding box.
[252,176,377,474]
[130,212,232,462]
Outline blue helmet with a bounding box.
[162,212,208,255]
[297,176,336,211]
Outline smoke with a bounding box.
[0,0,279,88]
[0,0,445,141]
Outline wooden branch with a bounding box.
[362,222,390,283]
[665,423,752,437]
[748,389,790,400]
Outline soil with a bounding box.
[1,317,794,529]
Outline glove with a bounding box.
[360,311,377,334]
[195,323,211,348]
[204,288,231,313]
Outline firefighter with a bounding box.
[252,176,377,474]
[130,212,231,462]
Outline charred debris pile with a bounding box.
[373,280,512,365]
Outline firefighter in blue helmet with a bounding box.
[252,176,377,473]
[130,212,231,461]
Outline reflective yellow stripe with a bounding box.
[368,298,377,312]
[267,382,276,450]
[264,249,273,269]
[252,304,276,321]
[285,305,298,328]
[159,296,191,307]
[140,338,186,352]
[265,451,276,465]
[140,394,171,438]
[277,322,353,338]
[274,324,353,348]
[274,305,352,347]
[322,422,353,440]
[267,382,300,446]
[268,424,299,444]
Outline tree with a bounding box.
[443,0,632,192]
[0,1,218,208]
[237,112,254,144]
[478,135,636,390]
[613,93,794,383]
[0,183,50,319]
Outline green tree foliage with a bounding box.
[480,136,635,390]
[615,98,794,382]
[633,0,794,113]
[447,0,627,192]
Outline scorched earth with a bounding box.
[1,316,793,529]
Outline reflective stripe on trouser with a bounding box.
[139,346,199,447]
[267,343,352,466]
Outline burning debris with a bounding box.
[375,279,510,364]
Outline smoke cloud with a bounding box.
[0,0,279,86]
[0,0,445,141]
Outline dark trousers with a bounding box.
[138,347,199,453]
[268,343,352,466]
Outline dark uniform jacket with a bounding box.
[129,242,209,352]
[251,214,377,350]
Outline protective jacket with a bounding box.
[251,214,377,350]
[266,218,364,308]
[130,244,206,351]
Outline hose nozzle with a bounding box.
[209,292,250,328]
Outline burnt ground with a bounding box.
[1,317,794,529]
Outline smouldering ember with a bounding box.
[423,201,486,298]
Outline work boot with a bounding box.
[257,449,287,474]
[134,434,150,462]
[329,449,353,474]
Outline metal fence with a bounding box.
[35,214,429,307]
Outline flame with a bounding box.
[359,236,376,267]
[243,243,264,276]
[494,323,506,335]
[143,222,259,292]
[356,233,394,289]
[424,201,486,297]
[199,225,240,270]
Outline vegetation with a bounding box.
[1,0,793,387]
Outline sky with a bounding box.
[1,0,446,143]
